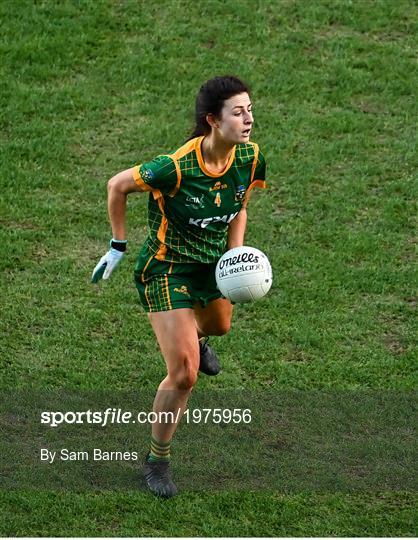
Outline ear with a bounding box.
[206,113,220,129]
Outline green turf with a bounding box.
[1,0,417,536]
[0,491,416,537]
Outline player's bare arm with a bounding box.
[227,207,247,249]
[91,168,143,283]
[107,167,143,240]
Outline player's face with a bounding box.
[217,93,253,144]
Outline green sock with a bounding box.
[148,436,171,462]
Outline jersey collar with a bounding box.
[195,136,236,178]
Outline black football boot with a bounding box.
[199,337,221,376]
[144,454,178,498]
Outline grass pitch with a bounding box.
[1,0,417,536]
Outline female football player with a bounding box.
[92,75,266,498]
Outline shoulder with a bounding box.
[234,141,265,166]
[165,137,201,179]
[139,154,177,179]
[168,137,199,162]
[139,138,201,197]
[144,138,199,170]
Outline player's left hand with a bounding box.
[91,246,125,283]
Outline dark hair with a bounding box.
[187,75,250,141]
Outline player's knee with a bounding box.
[175,365,198,390]
[212,319,231,336]
[200,318,231,336]
[172,351,198,390]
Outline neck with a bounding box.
[201,133,234,167]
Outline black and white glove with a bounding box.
[91,239,127,283]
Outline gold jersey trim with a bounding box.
[155,195,168,260]
[250,142,259,182]
[243,179,266,207]
[166,137,197,197]
[132,165,153,191]
[195,136,236,178]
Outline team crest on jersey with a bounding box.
[185,195,205,209]
[142,168,154,182]
[209,181,227,192]
[235,185,246,202]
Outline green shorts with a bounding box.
[134,247,222,313]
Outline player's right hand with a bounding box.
[91,247,125,283]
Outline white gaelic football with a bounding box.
[215,246,273,303]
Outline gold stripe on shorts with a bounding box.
[165,275,172,310]
[144,283,153,312]
[141,254,154,283]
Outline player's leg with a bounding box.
[144,307,200,498]
[194,297,234,375]
[148,307,199,440]
[194,297,233,337]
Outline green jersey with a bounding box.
[133,135,266,264]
